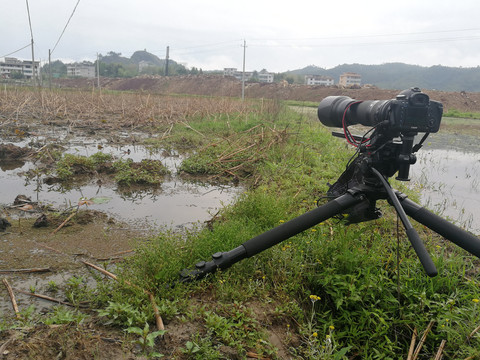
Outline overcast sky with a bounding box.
[2,0,480,72]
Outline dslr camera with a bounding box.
[317,87,443,134]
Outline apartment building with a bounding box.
[224,68,274,83]
[339,72,361,87]
[66,62,96,78]
[305,75,334,86]
[0,57,39,79]
[258,69,274,83]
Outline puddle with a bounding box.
[409,132,480,235]
[0,126,241,230]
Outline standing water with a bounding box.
[409,131,480,235]
[0,126,241,229]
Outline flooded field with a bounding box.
[409,130,480,235]
[0,126,240,230]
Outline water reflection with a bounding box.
[409,132,480,234]
[0,129,240,229]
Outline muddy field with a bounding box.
[52,75,480,113]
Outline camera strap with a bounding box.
[412,132,430,153]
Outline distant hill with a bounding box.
[287,63,480,92]
[98,52,131,65]
[98,50,186,75]
[99,50,172,67]
[130,50,165,67]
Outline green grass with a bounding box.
[284,100,319,108]
[443,109,480,120]
[52,152,169,186]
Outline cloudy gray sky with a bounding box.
[2,0,480,72]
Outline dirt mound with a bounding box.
[53,76,480,113]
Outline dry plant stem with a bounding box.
[412,321,435,360]
[407,327,417,360]
[467,324,480,342]
[34,241,66,255]
[14,288,79,308]
[0,268,50,274]
[149,293,165,331]
[95,256,123,262]
[245,352,268,359]
[2,278,20,319]
[180,121,205,137]
[52,211,77,235]
[81,260,165,331]
[434,339,447,360]
[109,249,135,257]
[81,260,118,280]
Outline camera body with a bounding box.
[317,87,443,133]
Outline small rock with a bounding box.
[33,214,49,228]
[0,218,11,231]
[14,194,32,205]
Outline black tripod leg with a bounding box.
[180,191,365,282]
[399,194,480,258]
[371,168,437,276]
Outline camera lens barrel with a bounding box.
[317,96,391,128]
[351,100,391,127]
[317,96,355,127]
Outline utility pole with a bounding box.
[48,49,52,89]
[26,0,37,86]
[165,46,170,76]
[241,40,246,101]
[96,53,100,89]
[30,39,36,86]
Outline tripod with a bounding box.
[180,133,480,282]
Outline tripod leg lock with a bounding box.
[179,245,247,282]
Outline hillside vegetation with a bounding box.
[288,63,480,92]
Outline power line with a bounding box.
[249,27,480,43]
[25,0,34,40]
[0,44,31,58]
[247,34,480,49]
[51,0,81,55]
[25,0,37,85]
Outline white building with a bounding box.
[223,68,238,77]
[223,68,274,83]
[258,69,274,83]
[305,75,334,86]
[66,62,96,78]
[0,57,39,79]
[339,72,361,87]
